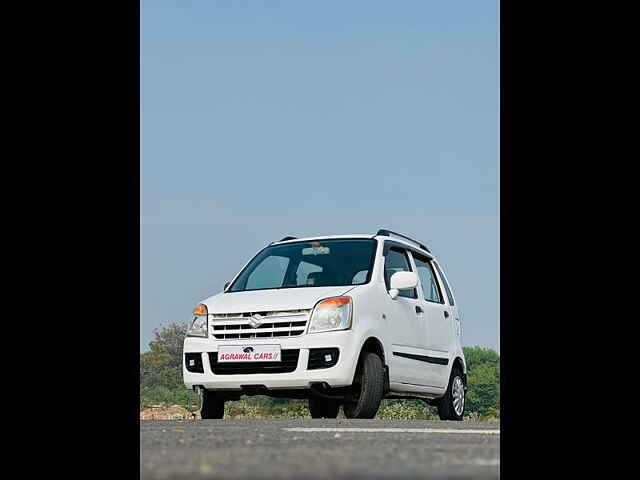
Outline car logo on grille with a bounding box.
[243,347,254,353]
[248,314,262,329]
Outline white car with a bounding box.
[183,229,467,420]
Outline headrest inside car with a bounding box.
[307,271,331,286]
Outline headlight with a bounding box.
[308,296,352,334]
[187,304,208,337]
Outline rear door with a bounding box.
[432,260,461,342]
[410,253,453,387]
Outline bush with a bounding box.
[463,346,500,418]
[140,385,188,407]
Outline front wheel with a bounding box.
[200,389,225,419]
[435,368,465,421]
[343,352,384,419]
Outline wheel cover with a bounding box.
[452,376,465,416]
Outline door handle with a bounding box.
[416,306,424,314]
[444,311,450,318]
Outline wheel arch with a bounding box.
[452,356,467,388]
[359,336,386,364]
[358,336,389,393]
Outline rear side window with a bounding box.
[384,248,417,299]
[412,256,443,303]
[433,261,455,306]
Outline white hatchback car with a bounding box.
[183,229,467,420]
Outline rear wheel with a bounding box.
[200,389,225,419]
[308,396,340,418]
[343,352,385,419]
[435,367,465,421]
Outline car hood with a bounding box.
[201,285,357,314]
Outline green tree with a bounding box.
[140,322,189,406]
[463,346,500,417]
[147,322,188,364]
[464,346,500,372]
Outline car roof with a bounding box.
[271,234,374,245]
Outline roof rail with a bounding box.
[376,229,430,253]
[278,236,297,242]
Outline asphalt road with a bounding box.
[141,419,500,479]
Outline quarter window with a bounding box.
[384,248,417,299]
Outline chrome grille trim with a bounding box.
[210,309,309,319]
[209,309,311,340]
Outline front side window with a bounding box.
[384,247,417,299]
[228,239,377,292]
[413,255,443,303]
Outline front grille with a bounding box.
[209,349,300,375]
[210,309,310,340]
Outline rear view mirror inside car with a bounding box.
[302,246,330,255]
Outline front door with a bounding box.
[383,246,433,385]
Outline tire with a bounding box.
[308,396,340,418]
[343,352,385,419]
[436,367,465,421]
[200,389,225,419]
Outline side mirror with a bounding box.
[223,281,230,291]
[389,271,418,299]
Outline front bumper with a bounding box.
[183,330,361,391]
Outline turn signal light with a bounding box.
[315,296,351,309]
[192,304,208,315]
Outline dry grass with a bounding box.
[139,400,498,421]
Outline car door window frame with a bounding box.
[383,244,418,299]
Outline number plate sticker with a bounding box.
[217,344,281,362]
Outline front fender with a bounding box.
[340,327,389,384]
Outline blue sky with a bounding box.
[141,0,499,352]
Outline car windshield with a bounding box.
[227,239,377,292]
